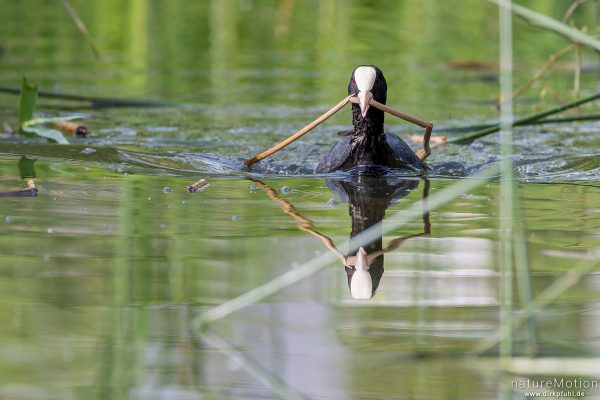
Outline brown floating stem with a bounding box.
[187,178,208,193]
[48,121,88,137]
[350,97,434,160]
[452,91,600,143]
[244,95,352,166]
[0,179,38,198]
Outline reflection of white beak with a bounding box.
[358,91,373,118]
[350,247,372,300]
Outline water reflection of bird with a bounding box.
[249,175,430,300]
[316,65,425,174]
[326,175,430,299]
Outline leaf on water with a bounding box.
[18,78,71,144]
[22,125,69,144]
[18,77,38,127]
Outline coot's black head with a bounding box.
[348,65,387,119]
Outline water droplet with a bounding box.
[80,148,96,155]
[162,186,172,193]
[231,214,240,221]
[280,186,291,194]
[4,215,13,223]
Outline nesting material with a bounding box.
[187,178,208,193]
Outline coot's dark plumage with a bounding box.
[315,65,424,173]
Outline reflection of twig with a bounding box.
[355,179,431,262]
[249,178,347,265]
[196,165,498,326]
[250,177,431,267]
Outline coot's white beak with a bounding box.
[350,247,372,300]
[358,91,372,118]
[354,66,376,118]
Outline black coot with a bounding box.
[316,65,424,173]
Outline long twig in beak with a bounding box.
[350,97,434,160]
[244,95,352,166]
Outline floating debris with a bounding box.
[4,215,13,223]
[231,214,240,221]
[0,180,37,197]
[48,121,88,137]
[188,178,208,193]
[162,186,172,193]
[327,198,339,207]
[47,228,54,234]
[280,186,291,194]
[80,147,96,155]
[1,122,13,134]
[248,185,257,191]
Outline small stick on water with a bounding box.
[350,97,434,160]
[48,121,88,137]
[187,178,208,193]
[406,134,448,159]
[0,179,38,198]
[244,95,353,166]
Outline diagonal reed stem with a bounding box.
[200,330,309,400]
[61,0,100,59]
[472,253,600,355]
[489,0,600,51]
[451,90,600,143]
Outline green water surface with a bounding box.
[1,1,600,399]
